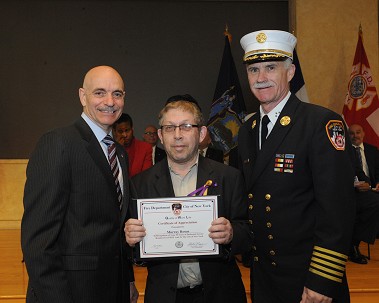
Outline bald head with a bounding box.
[79,65,125,132]
[83,66,124,91]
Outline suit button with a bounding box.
[266,222,272,228]
[265,194,271,200]
[249,204,253,210]
[268,235,273,240]
[265,206,271,212]
[270,250,276,256]
[248,193,253,199]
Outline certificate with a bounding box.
[135,195,219,260]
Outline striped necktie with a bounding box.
[103,135,123,209]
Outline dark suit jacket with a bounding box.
[21,118,133,303]
[363,142,379,186]
[238,95,355,303]
[154,145,166,164]
[130,157,251,303]
[204,146,224,163]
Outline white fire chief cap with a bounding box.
[240,30,297,64]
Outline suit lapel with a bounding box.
[75,118,122,207]
[243,114,260,185]
[250,96,301,185]
[197,157,215,194]
[153,159,176,197]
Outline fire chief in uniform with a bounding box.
[238,30,356,303]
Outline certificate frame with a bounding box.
[135,195,220,260]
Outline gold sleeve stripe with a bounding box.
[314,246,348,259]
[309,268,342,283]
[310,262,344,277]
[311,256,345,271]
[313,251,346,266]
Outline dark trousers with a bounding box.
[175,285,204,303]
[354,190,379,244]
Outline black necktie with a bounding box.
[103,135,123,209]
[261,115,270,147]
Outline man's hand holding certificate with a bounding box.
[124,195,233,260]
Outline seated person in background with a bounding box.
[113,113,152,177]
[349,124,379,189]
[198,127,224,163]
[350,141,379,264]
[142,125,166,164]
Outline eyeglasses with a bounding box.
[88,89,125,100]
[144,131,158,136]
[161,124,199,133]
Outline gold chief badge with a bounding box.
[256,32,267,43]
[280,116,291,126]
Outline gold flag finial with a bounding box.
[224,24,232,43]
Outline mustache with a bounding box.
[253,81,274,89]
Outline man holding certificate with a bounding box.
[125,97,251,303]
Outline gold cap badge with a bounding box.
[256,32,267,43]
[280,116,291,126]
[251,120,257,129]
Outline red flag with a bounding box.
[343,25,379,148]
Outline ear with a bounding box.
[158,128,164,144]
[287,64,296,82]
[79,88,87,107]
[199,126,207,142]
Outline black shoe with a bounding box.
[349,245,368,264]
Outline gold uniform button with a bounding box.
[249,205,253,210]
[249,220,253,225]
[271,262,277,267]
[268,235,273,240]
[254,256,259,262]
[253,246,257,251]
[265,206,271,212]
[265,194,271,200]
[266,222,272,228]
[270,250,275,256]
[248,193,253,199]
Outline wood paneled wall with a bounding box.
[0,160,27,229]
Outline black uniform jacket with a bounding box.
[130,156,251,303]
[238,95,356,302]
[21,118,134,303]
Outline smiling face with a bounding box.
[158,107,206,167]
[349,124,365,146]
[79,66,125,132]
[246,60,295,112]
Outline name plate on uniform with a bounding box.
[135,196,219,260]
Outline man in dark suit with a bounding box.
[349,124,379,189]
[238,30,355,303]
[198,127,224,163]
[348,123,379,263]
[142,124,166,164]
[21,66,138,303]
[124,99,251,303]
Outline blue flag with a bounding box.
[207,35,247,154]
